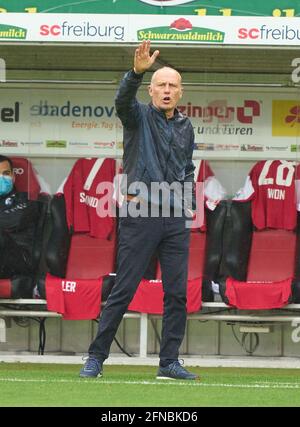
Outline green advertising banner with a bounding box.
[0,0,299,17]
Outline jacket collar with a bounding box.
[149,102,181,120]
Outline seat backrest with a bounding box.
[66,232,116,279]
[46,157,117,279]
[226,160,299,282]
[247,229,296,282]
[11,157,41,200]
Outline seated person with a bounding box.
[0,155,39,278]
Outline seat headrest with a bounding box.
[11,157,41,200]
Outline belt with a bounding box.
[124,194,141,203]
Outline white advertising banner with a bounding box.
[1,87,300,159]
[0,13,300,45]
[132,15,300,46]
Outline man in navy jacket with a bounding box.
[80,41,198,381]
[0,155,39,278]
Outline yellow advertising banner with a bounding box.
[272,100,300,137]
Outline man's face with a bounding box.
[0,160,14,196]
[0,160,13,179]
[148,67,183,117]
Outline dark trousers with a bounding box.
[89,214,191,365]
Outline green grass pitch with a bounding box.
[1,363,300,407]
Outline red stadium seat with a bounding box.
[44,158,118,320]
[220,160,300,309]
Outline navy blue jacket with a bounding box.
[115,69,195,210]
[0,190,39,272]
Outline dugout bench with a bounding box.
[1,299,300,357]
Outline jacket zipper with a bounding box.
[164,119,173,180]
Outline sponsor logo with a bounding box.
[20,141,43,146]
[69,141,89,146]
[215,144,240,151]
[266,145,288,151]
[195,125,253,136]
[30,101,115,118]
[291,145,300,152]
[46,140,67,148]
[13,168,24,175]
[39,22,124,40]
[179,100,261,124]
[240,144,264,152]
[0,102,20,122]
[139,0,195,5]
[117,141,123,150]
[0,24,27,40]
[194,143,215,151]
[272,100,300,136]
[238,25,300,42]
[0,139,18,147]
[94,141,115,149]
[138,18,224,43]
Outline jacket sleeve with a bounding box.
[0,198,39,232]
[115,69,144,129]
[184,127,196,210]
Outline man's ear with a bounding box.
[148,84,153,97]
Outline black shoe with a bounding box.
[157,360,199,380]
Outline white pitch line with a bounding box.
[1,377,300,389]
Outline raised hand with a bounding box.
[134,40,160,74]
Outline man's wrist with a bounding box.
[133,67,145,76]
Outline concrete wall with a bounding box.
[1,316,300,358]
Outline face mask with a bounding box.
[0,175,13,196]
